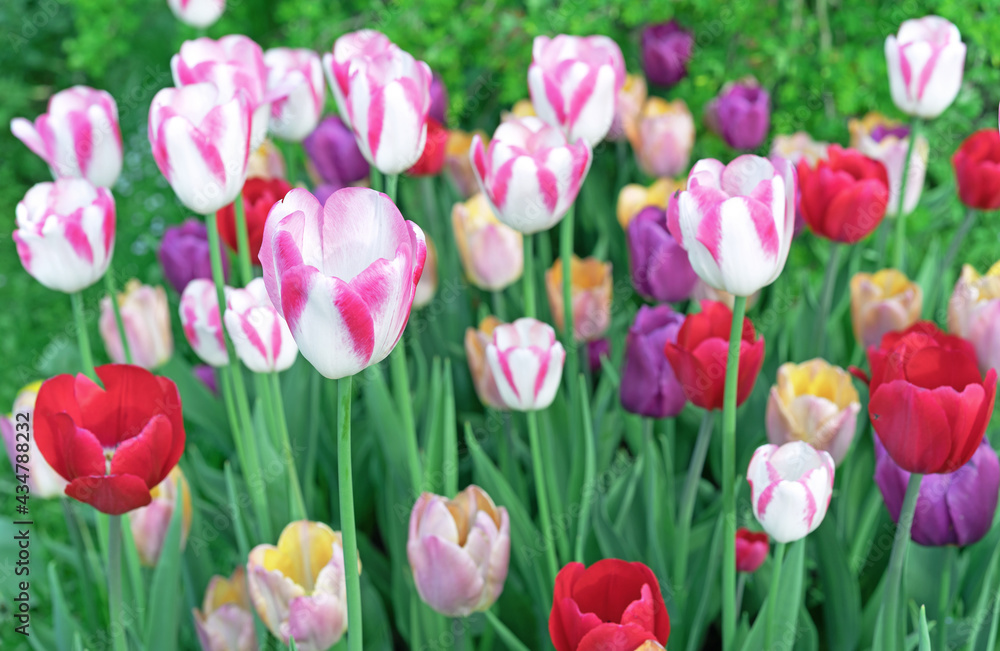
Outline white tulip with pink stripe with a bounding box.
[667,155,795,297]
[322,30,396,129]
[259,188,426,379]
[528,34,626,147]
[747,441,834,543]
[180,278,230,367]
[470,116,591,235]
[264,48,325,142]
[148,82,252,215]
[485,318,565,412]
[166,0,225,29]
[11,86,123,188]
[224,278,298,373]
[885,16,965,119]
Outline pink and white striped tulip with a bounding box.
[11,86,122,188]
[322,30,396,129]
[264,48,325,142]
[668,155,796,297]
[885,16,966,119]
[485,318,565,411]
[470,116,592,234]
[180,278,229,367]
[166,0,224,29]
[259,188,426,379]
[149,83,252,215]
[747,441,834,543]
[224,278,298,373]
[13,178,115,293]
[528,34,626,146]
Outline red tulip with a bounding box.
[407,118,448,176]
[735,528,769,573]
[798,145,889,243]
[952,129,1000,210]
[217,177,293,265]
[33,365,186,515]
[861,323,997,474]
[664,300,765,410]
[549,559,670,651]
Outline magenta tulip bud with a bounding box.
[628,205,698,303]
[223,278,297,373]
[620,305,687,419]
[486,318,565,411]
[641,20,694,88]
[706,79,771,150]
[429,72,449,125]
[193,365,219,397]
[303,115,369,188]
[264,48,325,142]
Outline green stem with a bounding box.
[270,372,307,519]
[878,471,923,651]
[104,272,132,365]
[574,375,596,563]
[722,294,747,651]
[443,359,458,497]
[233,191,253,284]
[764,542,788,649]
[815,243,841,356]
[522,234,536,317]
[674,411,715,591]
[892,117,921,273]
[370,167,383,193]
[71,292,98,382]
[735,573,747,621]
[642,418,667,577]
[285,141,300,186]
[338,376,363,651]
[107,515,126,651]
[560,204,575,343]
[491,290,505,320]
[484,610,531,651]
[391,341,422,495]
[938,545,954,651]
[615,139,628,192]
[526,410,559,585]
[385,173,399,203]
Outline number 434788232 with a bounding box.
[14,413,30,494]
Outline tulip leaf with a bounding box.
[739,538,805,651]
[917,606,931,651]
[158,356,228,436]
[683,512,724,651]
[814,517,861,651]
[48,561,78,651]
[422,357,445,494]
[144,475,185,651]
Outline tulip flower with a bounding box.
[630,97,695,178]
[948,262,1000,376]
[617,178,683,230]
[407,485,510,616]
[159,219,229,295]
[11,85,122,188]
[216,177,292,265]
[952,129,1000,210]
[607,73,647,142]
[798,145,890,243]
[528,34,625,147]
[323,30,396,129]
[180,279,230,367]
[875,437,999,547]
[747,441,834,543]
[549,559,671,651]
[885,16,966,119]
[14,178,115,293]
[263,48,325,142]
[587,338,610,374]
[408,118,448,176]
[167,0,224,29]
[735,529,769,573]
[259,188,426,379]
[668,155,795,297]
[451,193,523,291]
[470,116,592,234]
[770,132,829,167]
[0,381,67,498]
[99,280,174,370]
[545,256,612,342]
[620,305,687,418]
[850,269,922,350]
[664,300,765,410]
[465,317,507,410]
[444,130,486,198]
[641,20,693,87]
[247,520,354,651]
[148,83,252,215]
[303,115,370,188]
[859,322,997,474]
[766,359,860,465]
[429,72,448,124]
[129,466,192,566]
[705,78,770,150]
[849,112,928,217]
[628,205,698,303]
[194,568,257,651]
[33,364,186,514]
[223,278,298,373]
[413,237,438,309]
[486,318,565,411]
[193,365,219,397]
[247,140,287,181]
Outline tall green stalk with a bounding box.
[269,372,307,519]
[526,410,559,584]
[338,376,363,651]
[764,542,787,649]
[523,234,536,317]
[71,292,98,383]
[107,514,126,651]
[233,191,253,284]
[104,271,132,364]
[891,117,921,272]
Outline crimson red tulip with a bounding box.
[549,559,670,651]
[952,129,1000,210]
[860,323,997,474]
[33,365,186,515]
[217,177,293,265]
[735,528,769,573]
[408,118,448,176]
[664,300,765,410]
[798,145,889,243]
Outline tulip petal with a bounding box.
[66,474,152,515]
[109,414,175,488]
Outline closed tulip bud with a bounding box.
[159,219,229,295]
[641,20,693,88]
[486,318,565,411]
[952,129,1000,210]
[14,178,115,293]
[129,467,192,566]
[247,140,287,181]
[303,115,369,188]
[247,521,356,651]
[735,529,769,573]
[223,278,297,373]
[0,381,67,498]
[413,237,438,309]
[799,146,890,243]
[617,178,682,230]
[607,74,647,142]
[217,177,293,265]
[885,16,966,119]
[194,568,257,651]
[766,359,860,465]
[630,97,695,178]
[180,279,230,367]
[11,85,122,187]
[452,194,523,291]
[706,78,770,150]
[408,118,448,177]
[748,441,835,543]
[850,269,922,350]
[324,30,395,129]
[407,485,510,616]
[849,113,928,217]
[620,305,687,419]
[627,205,698,303]
[948,262,1000,376]
[167,0,224,29]
[465,317,507,410]
[444,130,486,198]
[100,280,174,370]
[263,48,325,142]
[546,256,612,342]
[770,132,829,167]
[429,72,449,125]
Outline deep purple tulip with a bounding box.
[193,364,219,397]
[875,437,999,547]
[429,72,449,125]
[627,206,698,303]
[620,305,687,418]
[303,115,369,187]
[158,219,228,295]
[587,338,610,375]
[707,81,771,150]
[641,20,694,87]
